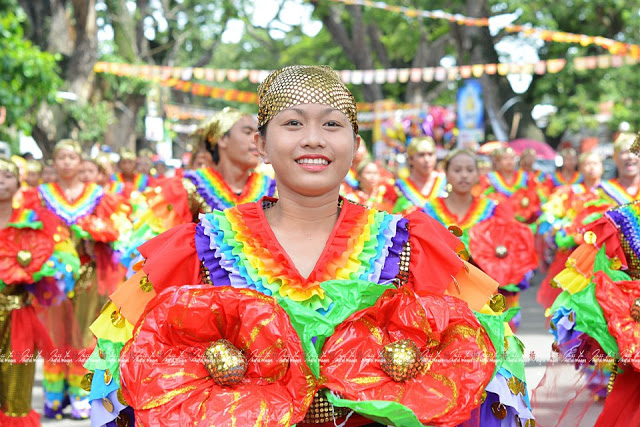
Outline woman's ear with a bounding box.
[255,132,270,164]
[354,134,361,156]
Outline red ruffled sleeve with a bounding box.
[404,210,465,295]
[152,176,193,224]
[139,223,201,292]
[586,216,626,267]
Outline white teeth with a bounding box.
[296,158,329,165]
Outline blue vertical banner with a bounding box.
[457,79,485,150]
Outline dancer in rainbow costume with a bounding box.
[423,150,538,333]
[392,136,447,214]
[597,132,640,206]
[119,108,276,268]
[85,65,532,427]
[0,157,80,426]
[110,149,152,199]
[22,140,131,419]
[535,151,610,309]
[479,147,541,225]
[542,147,583,193]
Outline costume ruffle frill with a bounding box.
[539,201,640,425]
[86,199,533,426]
[117,168,276,269]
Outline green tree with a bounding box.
[0,2,61,148]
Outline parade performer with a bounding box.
[345,161,396,212]
[480,147,541,224]
[392,136,447,214]
[536,151,610,308]
[22,140,131,420]
[110,149,151,198]
[86,65,532,427]
[597,132,640,205]
[119,107,276,268]
[423,150,538,331]
[341,142,369,196]
[544,147,582,191]
[0,157,80,426]
[519,148,546,184]
[535,195,640,426]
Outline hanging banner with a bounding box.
[94,54,637,87]
[457,79,484,150]
[323,0,640,58]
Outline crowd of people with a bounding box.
[0,65,639,426]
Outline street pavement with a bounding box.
[32,273,599,426]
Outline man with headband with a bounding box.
[84,66,531,427]
[0,157,80,425]
[116,106,276,269]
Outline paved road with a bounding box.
[31,273,600,426]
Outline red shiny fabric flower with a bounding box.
[0,226,54,285]
[594,271,640,372]
[319,287,495,426]
[120,285,317,427]
[511,186,541,223]
[469,216,538,285]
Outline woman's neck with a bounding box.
[499,170,516,183]
[266,188,340,230]
[583,176,600,190]
[444,191,474,218]
[217,158,250,194]
[618,174,640,189]
[57,175,82,190]
[0,200,12,228]
[561,168,575,179]
[410,169,434,187]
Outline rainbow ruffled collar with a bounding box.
[111,173,149,192]
[38,182,104,226]
[486,170,527,196]
[598,179,640,205]
[194,198,408,312]
[183,168,275,211]
[423,197,497,231]
[395,174,446,207]
[549,171,583,187]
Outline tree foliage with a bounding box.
[0,4,61,143]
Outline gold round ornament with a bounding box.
[203,339,247,386]
[380,339,422,382]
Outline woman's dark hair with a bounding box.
[444,149,478,172]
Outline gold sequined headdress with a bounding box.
[26,160,43,173]
[629,131,640,155]
[407,136,435,157]
[0,157,19,180]
[194,107,248,149]
[53,139,83,156]
[257,65,358,134]
[119,148,137,161]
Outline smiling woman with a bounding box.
[86,66,532,427]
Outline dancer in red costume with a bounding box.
[543,147,583,192]
[392,136,446,214]
[346,161,396,212]
[0,157,80,426]
[22,140,131,420]
[119,108,276,268]
[86,65,532,427]
[480,147,541,224]
[423,150,538,332]
[597,132,640,205]
[536,152,610,309]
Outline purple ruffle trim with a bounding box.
[380,217,409,283]
[194,214,231,287]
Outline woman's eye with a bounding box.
[325,121,341,127]
[285,120,301,126]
